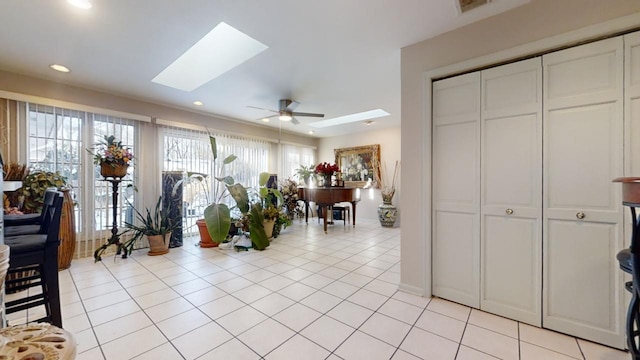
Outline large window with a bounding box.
[26,102,138,255]
[161,126,269,233]
[281,143,315,182]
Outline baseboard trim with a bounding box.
[398,282,427,297]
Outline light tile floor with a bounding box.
[8,219,631,359]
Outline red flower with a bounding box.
[314,162,339,176]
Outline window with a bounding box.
[26,102,138,256]
[161,126,269,234]
[281,143,315,182]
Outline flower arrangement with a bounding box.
[88,135,134,168]
[279,178,302,219]
[374,159,400,204]
[314,162,339,176]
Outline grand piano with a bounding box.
[298,187,359,233]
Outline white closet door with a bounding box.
[626,31,640,205]
[480,58,542,326]
[432,72,481,308]
[543,37,625,348]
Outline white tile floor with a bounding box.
[8,218,631,359]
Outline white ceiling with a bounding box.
[0,0,528,137]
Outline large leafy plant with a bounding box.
[203,136,253,244]
[20,170,68,214]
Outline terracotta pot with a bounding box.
[147,232,171,256]
[100,162,128,178]
[263,219,275,239]
[196,219,218,248]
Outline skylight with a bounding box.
[152,22,268,92]
[309,109,389,128]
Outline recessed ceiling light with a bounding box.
[50,64,70,73]
[67,0,92,9]
[152,22,268,91]
[364,120,374,125]
[309,109,389,128]
[308,130,315,134]
[262,118,270,123]
[192,100,203,106]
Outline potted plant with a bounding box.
[201,136,272,251]
[87,135,133,178]
[172,172,217,247]
[262,205,280,239]
[19,170,68,214]
[272,211,292,238]
[122,196,179,256]
[294,164,314,186]
[279,178,301,220]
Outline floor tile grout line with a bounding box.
[96,253,190,360]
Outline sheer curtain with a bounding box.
[281,143,315,182]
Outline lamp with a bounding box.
[279,110,292,121]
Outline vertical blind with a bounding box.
[25,102,139,258]
[160,126,269,234]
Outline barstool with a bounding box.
[0,244,76,359]
[614,177,640,359]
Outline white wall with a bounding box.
[318,127,401,222]
[400,0,640,295]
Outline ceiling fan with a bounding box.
[248,99,324,125]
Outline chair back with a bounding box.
[37,188,59,234]
[45,192,64,246]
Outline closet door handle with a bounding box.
[576,212,586,220]
[505,208,514,215]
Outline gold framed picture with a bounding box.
[334,144,381,188]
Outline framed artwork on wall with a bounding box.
[334,144,381,188]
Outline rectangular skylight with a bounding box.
[309,109,390,128]
[152,22,268,91]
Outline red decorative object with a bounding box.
[314,162,339,177]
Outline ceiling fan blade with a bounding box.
[286,100,300,111]
[255,114,278,121]
[291,117,300,125]
[247,105,277,113]
[291,112,324,118]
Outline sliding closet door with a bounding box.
[543,37,625,348]
[480,58,542,326]
[432,73,481,308]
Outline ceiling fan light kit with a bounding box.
[249,99,324,126]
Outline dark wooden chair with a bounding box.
[4,191,64,328]
[4,188,58,237]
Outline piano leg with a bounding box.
[351,201,357,228]
[323,205,329,234]
[304,200,309,224]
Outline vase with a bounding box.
[100,162,128,178]
[57,189,76,270]
[378,201,398,227]
[318,173,332,187]
[147,232,171,256]
[196,219,218,248]
[263,219,275,239]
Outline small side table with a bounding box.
[613,177,640,358]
